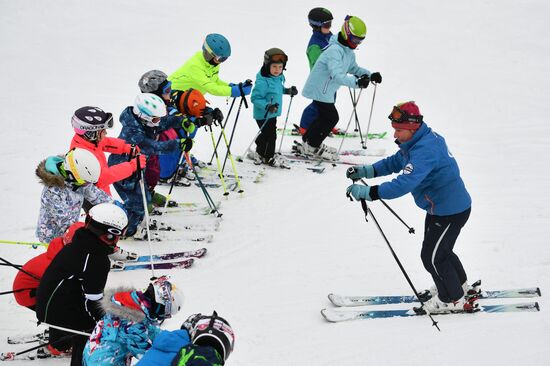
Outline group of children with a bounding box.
[8,6,387,365]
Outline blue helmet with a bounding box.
[202,33,231,63]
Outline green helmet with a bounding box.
[340,16,367,48]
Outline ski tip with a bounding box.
[536,287,542,297]
[320,309,336,323]
[535,302,540,311]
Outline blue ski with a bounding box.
[112,258,194,272]
[328,287,541,307]
[321,302,540,322]
[135,248,207,263]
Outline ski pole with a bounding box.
[221,82,252,173]
[136,154,155,278]
[0,240,48,249]
[0,257,41,280]
[277,94,295,154]
[219,126,244,194]
[185,152,222,217]
[358,178,415,234]
[337,88,363,155]
[239,97,273,161]
[208,97,237,165]
[364,83,378,139]
[346,193,440,331]
[40,322,92,337]
[351,89,367,149]
[153,150,187,238]
[0,288,34,296]
[0,330,77,361]
[207,125,229,196]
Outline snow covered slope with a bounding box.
[1,0,549,364]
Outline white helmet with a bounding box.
[146,275,183,320]
[133,93,167,126]
[63,148,101,184]
[86,202,128,247]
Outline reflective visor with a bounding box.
[270,53,288,64]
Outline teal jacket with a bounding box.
[302,34,370,103]
[251,66,286,120]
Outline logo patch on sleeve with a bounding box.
[403,163,414,175]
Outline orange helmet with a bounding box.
[173,89,207,117]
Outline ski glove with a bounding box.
[124,144,141,158]
[346,183,379,201]
[203,107,224,125]
[284,86,299,96]
[266,103,279,114]
[195,114,213,127]
[180,138,193,152]
[370,72,382,84]
[357,74,370,88]
[230,80,253,98]
[131,155,147,171]
[346,165,375,180]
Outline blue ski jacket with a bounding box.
[135,329,191,366]
[302,34,370,103]
[373,122,471,215]
[251,67,286,120]
[108,107,182,167]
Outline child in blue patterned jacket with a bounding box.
[250,48,297,168]
[83,276,182,366]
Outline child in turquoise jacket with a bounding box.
[250,48,297,167]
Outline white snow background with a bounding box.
[1,0,550,364]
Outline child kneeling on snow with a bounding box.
[136,311,235,365]
[82,276,182,366]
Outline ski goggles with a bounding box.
[99,228,123,245]
[71,112,114,131]
[388,105,423,124]
[269,53,288,64]
[203,43,228,63]
[160,80,172,95]
[310,19,332,28]
[63,150,87,186]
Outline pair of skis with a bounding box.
[321,283,541,322]
[111,248,207,272]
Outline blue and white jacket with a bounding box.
[373,123,471,216]
[108,107,183,167]
[83,287,161,366]
[302,34,370,103]
[135,329,191,366]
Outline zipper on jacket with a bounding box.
[424,194,435,215]
[322,76,333,94]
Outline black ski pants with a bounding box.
[303,101,339,148]
[420,208,471,302]
[255,118,277,161]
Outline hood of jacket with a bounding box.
[100,286,147,323]
[35,157,65,188]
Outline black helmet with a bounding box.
[263,48,288,69]
[185,311,235,362]
[308,7,333,28]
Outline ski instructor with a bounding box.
[345,101,473,314]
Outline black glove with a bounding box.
[370,72,382,84]
[180,138,193,152]
[284,86,298,96]
[357,74,370,88]
[196,114,213,127]
[211,108,224,124]
[266,103,279,114]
